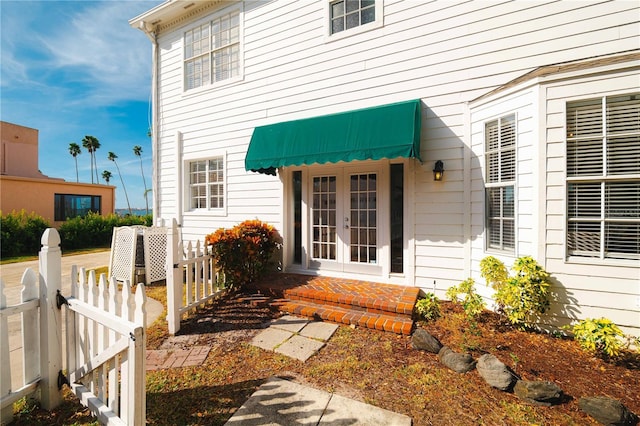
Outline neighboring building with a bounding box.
[131,1,640,336]
[0,121,115,227]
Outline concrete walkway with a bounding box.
[227,315,412,425]
[1,250,164,389]
[226,377,412,425]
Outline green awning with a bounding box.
[245,99,422,175]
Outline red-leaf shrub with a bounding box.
[205,220,281,289]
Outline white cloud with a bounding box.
[40,1,159,105]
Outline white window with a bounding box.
[184,9,240,91]
[485,114,516,252]
[189,158,225,210]
[566,93,640,261]
[330,0,375,34]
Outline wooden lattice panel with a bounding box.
[143,227,167,285]
[108,227,137,284]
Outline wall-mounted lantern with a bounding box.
[433,160,444,181]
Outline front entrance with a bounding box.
[288,163,397,278]
[308,166,383,275]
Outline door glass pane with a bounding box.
[349,173,377,264]
[312,176,337,260]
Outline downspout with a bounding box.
[138,21,160,224]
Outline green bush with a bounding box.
[414,293,440,321]
[572,317,624,358]
[480,255,550,329]
[479,255,508,291]
[446,278,486,319]
[1,210,153,257]
[0,210,51,257]
[205,219,281,289]
[58,212,152,250]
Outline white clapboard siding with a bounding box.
[143,0,639,332]
[542,70,640,332]
[467,64,640,334]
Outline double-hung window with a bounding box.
[184,9,240,91]
[189,158,225,210]
[566,93,640,261]
[329,0,376,35]
[485,114,516,252]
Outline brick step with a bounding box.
[283,284,419,317]
[277,300,414,336]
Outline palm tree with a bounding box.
[133,145,150,214]
[107,151,132,215]
[82,136,101,184]
[68,142,81,182]
[101,170,112,184]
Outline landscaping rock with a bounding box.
[437,346,476,373]
[578,396,639,425]
[514,380,564,406]
[411,329,443,354]
[476,354,516,391]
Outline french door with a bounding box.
[308,165,384,275]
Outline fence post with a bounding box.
[134,284,147,425]
[21,269,40,392]
[1,279,14,424]
[38,228,62,410]
[166,219,181,335]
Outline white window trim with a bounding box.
[564,92,640,264]
[484,113,517,255]
[324,0,384,43]
[182,2,244,95]
[183,151,228,217]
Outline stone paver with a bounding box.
[271,315,309,333]
[250,315,338,362]
[275,335,326,362]
[146,349,170,370]
[146,346,211,371]
[183,346,211,366]
[299,321,338,341]
[251,327,295,351]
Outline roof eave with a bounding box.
[129,0,198,32]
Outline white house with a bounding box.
[130,0,640,336]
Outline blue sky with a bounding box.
[1,0,164,210]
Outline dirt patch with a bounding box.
[153,293,640,425]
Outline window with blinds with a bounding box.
[188,157,225,210]
[184,10,240,91]
[485,114,516,252]
[566,93,640,260]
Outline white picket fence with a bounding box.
[0,229,146,425]
[65,267,146,426]
[166,219,226,335]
